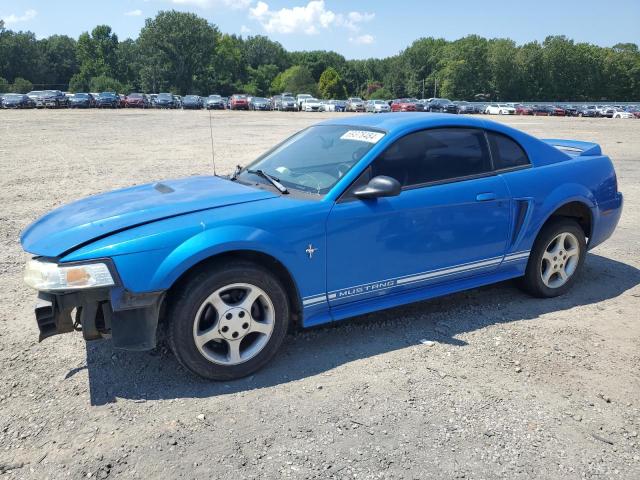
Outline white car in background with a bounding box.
[301,97,323,112]
[366,100,391,113]
[613,109,633,119]
[296,93,313,111]
[485,104,516,115]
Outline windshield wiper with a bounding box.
[246,169,289,194]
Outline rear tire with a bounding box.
[520,218,586,298]
[166,261,290,380]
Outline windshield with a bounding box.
[185,95,199,100]
[253,97,267,102]
[99,92,116,98]
[282,96,294,101]
[74,93,89,98]
[5,94,22,99]
[128,93,142,98]
[158,93,172,99]
[239,125,385,195]
[208,95,221,99]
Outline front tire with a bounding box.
[166,261,290,380]
[520,218,586,298]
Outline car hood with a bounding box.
[21,176,276,257]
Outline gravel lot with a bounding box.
[0,110,638,479]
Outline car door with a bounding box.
[326,127,511,308]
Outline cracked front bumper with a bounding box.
[34,287,165,351]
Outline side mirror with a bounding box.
[353,175,402,200]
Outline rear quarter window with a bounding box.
[487,131,530,170]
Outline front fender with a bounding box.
[150,225,295,290]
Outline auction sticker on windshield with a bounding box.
[340,130,385,144]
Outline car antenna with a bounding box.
[208,108,217,176]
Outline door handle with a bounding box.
[476,192,497,202]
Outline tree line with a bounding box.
[1,11,639,101]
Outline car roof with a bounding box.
[317,112,490,133]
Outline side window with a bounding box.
[486,131,530,170]
[370,128,491,187]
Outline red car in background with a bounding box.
[550,106,566,116]
[515,104,533,115]
[124,93,149,108]
[230,94,249,110]
[391,99,417,112]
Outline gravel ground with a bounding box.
[0,110,638,480]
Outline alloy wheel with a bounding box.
[540,232,580,288]
[192,283,275,365]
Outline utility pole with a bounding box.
[434,78,438,99]
[421,79,425,99]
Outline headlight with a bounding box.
[24,259,115,291]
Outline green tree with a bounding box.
[368,87,393,100]
[11,77,33,93]
[243,36,289,70]
[318,67,347,99]
[271,65,317,95]
[138,10,219,95]
[0,76,9,92]
[76,25,119,80]
[244,64,279,96]
[89,75,123,93]
[38,35,78,88]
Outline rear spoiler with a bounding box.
[542,139,602,156]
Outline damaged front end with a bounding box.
[27,258,164,351]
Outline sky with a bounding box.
[1,0,639,59]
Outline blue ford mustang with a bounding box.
[21,114,623,380]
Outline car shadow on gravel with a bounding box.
[84,253,640,405]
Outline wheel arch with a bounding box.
[162,249,303,328]
[540,200,593,241]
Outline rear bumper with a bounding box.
[33,287,164,351]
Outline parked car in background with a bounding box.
[597,106,616,118]
[230,94,249,110]
[68,93,95,108]
[577,105,599,117]
[182,95,204,110]
[19,114,623,380]
[96,92,120,108]
[26,90,45,108]
[124,93,149,108]
[249,97,272,111]
[301,97,323,112]
[205,95,225,110]
[2,93,36,109]
[366,99,391,113]
[453,101,478,114]
[173,95,183,108]
[149,94,158,108]
[613,109,633,119]
[330,99,347,112]
[485,104,515,115]
[346,97,366,112]
[549,106,566,116]
[391,99,417,112]
[531,105,553,116]
[42,90,69,108]
[427,98,457,114]
[296,94,313,111]
[562,105,578,116]
[277,96,297,111]
[406,99,425,112]
[155,93,176,109]
[515,104,533,115]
